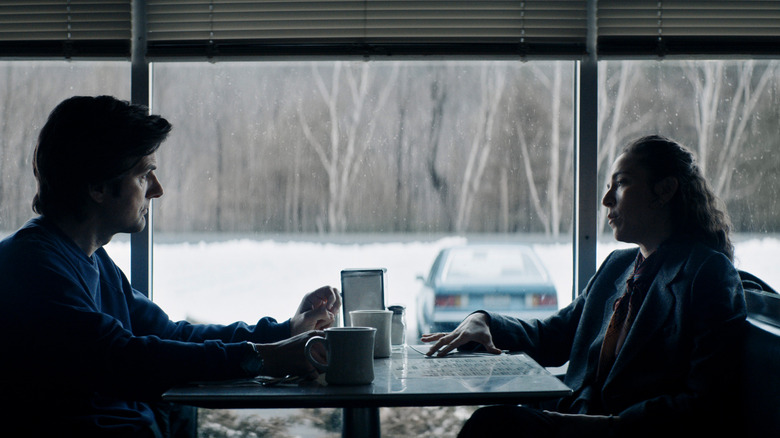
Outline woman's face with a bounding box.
[601,152,672,254]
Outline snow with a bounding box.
[104,235,780,339]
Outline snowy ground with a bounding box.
[104,234,780,340]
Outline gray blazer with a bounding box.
[483,239,746,434]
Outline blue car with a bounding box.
[416,244,559,336]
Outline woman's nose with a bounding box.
[601,188,614,207]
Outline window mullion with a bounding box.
[130,0,153,299]
[573,0,599,299]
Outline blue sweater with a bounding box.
[0,216,291,435]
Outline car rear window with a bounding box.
[441,248,546,284]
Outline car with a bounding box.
[416,244,558,337]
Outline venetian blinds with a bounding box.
[2,1,780,59]
[0,0,132,58]
[598,0,780,56]
[145,0,588,58]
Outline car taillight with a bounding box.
[435,295,463,307]
[527,294,557,307]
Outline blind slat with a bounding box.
[0,0,131,55]
[4,0,780,58]
[598,0,780,55]
[145,0,587,57]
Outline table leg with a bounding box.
[342,407,380,438]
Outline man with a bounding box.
[424,136,746,437]
[0,96,340,437]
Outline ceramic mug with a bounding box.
[304,327,376,385]
[349,309,393,358]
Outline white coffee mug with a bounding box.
[304,327,376,385]
[349,309,392,358]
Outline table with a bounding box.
[163,346,571,437]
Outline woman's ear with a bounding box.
[653,176,679,206]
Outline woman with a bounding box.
[423,135,746,437]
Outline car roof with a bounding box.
[436,244,551,286]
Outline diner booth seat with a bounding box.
[739,272,780,436]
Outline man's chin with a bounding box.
[125,218,147,234]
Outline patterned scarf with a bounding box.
[596,249,664,383]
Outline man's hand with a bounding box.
[254,330,324,378]
[420,312,501,357]
[290,286,341,336]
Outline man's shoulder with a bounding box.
[1,218,41,255]
[0,217,93,284]
[1,217,65,257]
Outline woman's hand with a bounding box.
[421,312,502,357]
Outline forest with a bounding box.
[1,59,779,235]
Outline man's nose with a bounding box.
[148,174,164,199]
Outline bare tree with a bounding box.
[684,60,780,201]
[297,61,399,233]
[454,64,507,232]
[516,62,574,237]
[424,67,453,230]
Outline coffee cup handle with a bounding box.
[304,336,328,373]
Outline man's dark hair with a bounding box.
[32,95,172,219]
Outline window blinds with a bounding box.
[598,0,780,56]
[2,1,779,59]
[0,0,131,58]
[145,0,588,58]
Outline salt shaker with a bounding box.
[388,305,406,348]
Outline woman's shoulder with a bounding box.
[602,247,640,267]
[675,239,733,267]
[590,247,639,284]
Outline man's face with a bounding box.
[601,152,660,247]
[100,153,163,235]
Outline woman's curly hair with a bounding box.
[623,135,734,261]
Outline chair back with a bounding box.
[739,271,780,436]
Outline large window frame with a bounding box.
[101,0,780,302]
[128,0,600,302]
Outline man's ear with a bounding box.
[653,176,679,206]
[88,183,108,204]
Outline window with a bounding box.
[597,60,780,286]
[3,2,780,436]
[150,60,575,329]
[147,59,575,436]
